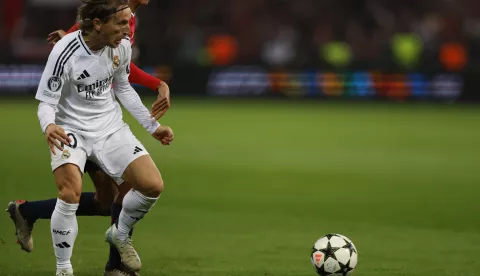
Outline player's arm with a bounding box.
[113,43,173,145]
[35,47,71,154]
[47,23,80,45]
[114,65,160,135]
[129,62,171,120]
[114,68,174,145]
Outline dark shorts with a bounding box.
[84,159,101,173]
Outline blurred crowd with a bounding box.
[2,0,480,71]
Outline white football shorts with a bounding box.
[50,125,149,184]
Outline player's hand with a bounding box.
[47,30,66,45]
[151,126,174,145]
[45,124,71,154]
[151,82,171,121]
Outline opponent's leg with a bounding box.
[7,193,99,252]
[87,160,117,215]
[6,162,112,253]
[6,200,35,252]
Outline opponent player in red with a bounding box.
[7,1,167,275]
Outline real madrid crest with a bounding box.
[61,149,71,160]
[113,55,120,70]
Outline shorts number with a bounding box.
[61,133,78,149]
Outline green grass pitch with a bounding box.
[0,97,479,276]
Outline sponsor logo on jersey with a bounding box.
[47,76,62,92]
[113,55,120,70]
[77,75,113,99]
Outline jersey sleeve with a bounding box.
[113,41,133,84]
[37,102,56,133]
[113,41,160,134]
[35,47,70,105]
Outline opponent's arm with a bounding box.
[47,23,80,45]
[128,62,162,91]
[129,62,170,120]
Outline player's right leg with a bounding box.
[52,164,83,276]
[49,130,88,276]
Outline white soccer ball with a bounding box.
[311,234,358,276]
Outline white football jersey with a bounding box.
[35,31,132,141]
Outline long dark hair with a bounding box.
[77,0,129,33]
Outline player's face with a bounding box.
[101,6,131,48]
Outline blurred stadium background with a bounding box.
[0,0,480,275]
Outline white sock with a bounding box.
[115,190,158,241]
[51,199,79,274]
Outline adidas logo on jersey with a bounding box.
[133,146,143,155]
[77,70,90,80]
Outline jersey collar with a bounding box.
[78,31,92,56]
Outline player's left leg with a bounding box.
[103,182,138,276]
[92,126,163,273]
[106,155,163,273]
[88,161,138,276]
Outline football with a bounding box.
[311,234,358,276]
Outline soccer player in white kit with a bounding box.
[35,1,173,275]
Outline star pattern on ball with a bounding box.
[338,260,354,275]
[323,238,340,261]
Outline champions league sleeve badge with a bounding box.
[47,76,62,92]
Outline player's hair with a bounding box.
[77,0,129,33]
